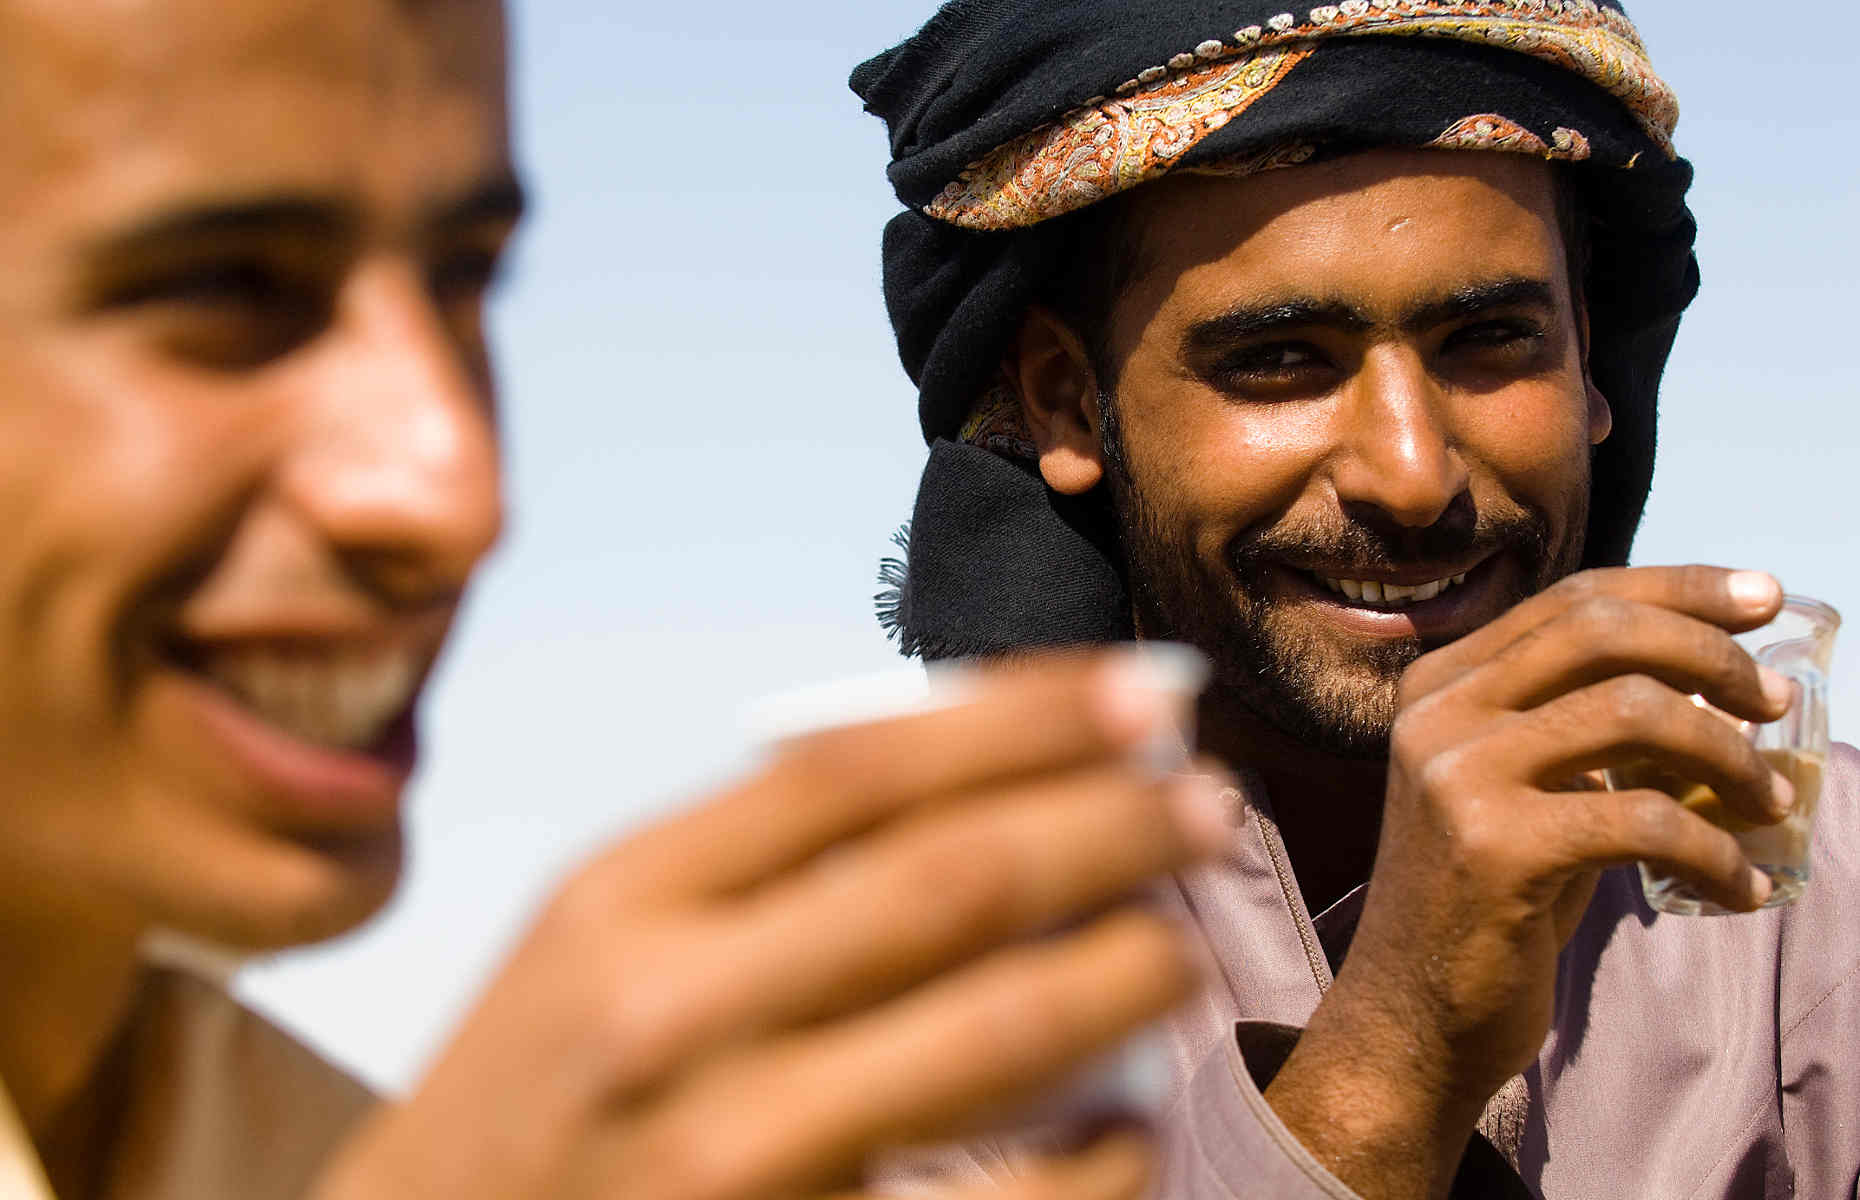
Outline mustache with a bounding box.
[1225,497,1551,577]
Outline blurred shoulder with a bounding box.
[102,966,375,1200]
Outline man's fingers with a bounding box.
[598,648,1197,903]
[1456,598,1790,723]
[1407,565,1784,697]
[538,760,1224,1109]
[1492,677,1790,826]
[821,1127,1157,1200]
[705,760,1229,1034]
[615,910,1195,1199]
[1545,786,1769,912]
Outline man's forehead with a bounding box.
[0,0,508,237]
[1117,151,1566,309]
[0,0,501,97]
[1132,151,1559,261]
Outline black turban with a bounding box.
[853,0,1698,660]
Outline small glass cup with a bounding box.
[1614,595,1840,916]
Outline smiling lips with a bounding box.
[1310,570,1471,609]
[190,644,426,751]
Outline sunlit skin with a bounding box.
[1018,150,1611,912]
[0,0,516,1186]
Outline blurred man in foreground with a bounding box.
[0,1,1230,1196]
[858,1,1860,1195]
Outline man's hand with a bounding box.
[313,651,1231,1200]
[1266,566,1794,1199]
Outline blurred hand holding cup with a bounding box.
[1611,595,1841,916]
[740,643,1212,1132]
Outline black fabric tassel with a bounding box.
[875,524,914,653]
[879,441,1132,662]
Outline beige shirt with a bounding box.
[0,967,374,1200]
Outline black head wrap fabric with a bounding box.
[853,0,1698,660]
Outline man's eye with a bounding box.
[1218,343,1323,374]
[116,261,307,311]
[1208,342,1335,394]
[1445,320,1544,353]
[428,247,505,304]
[109,261,328,368]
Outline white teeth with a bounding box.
[1315,570,1470,608]
[198,647,421,750]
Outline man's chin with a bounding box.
[143,825,405,954]
[1210,669,1402,761]
[1200,608,1413,761]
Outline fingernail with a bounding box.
[1759,666,1796,711]
[1165,773,1236,855]
[1748,865,1775,907]
[1768,769,1797,820]
[1106,642,1210,700]
[1728,571,1781,612]
[1096,655,1175,741]
[1099,644,1211,757]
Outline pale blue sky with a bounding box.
[243,1,1860,1086]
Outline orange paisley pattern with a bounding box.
[926,0,1671,232]
[1429,113,1593,160]
[928,45,1315,232]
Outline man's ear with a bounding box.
[1576,301,1612,446]
[1014,306,1106,495]
[1587,379,1613,447]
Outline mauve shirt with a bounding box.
[895,741,1860,1198]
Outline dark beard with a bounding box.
[1098,393,1585,760]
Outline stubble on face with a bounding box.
[1101,395,1586,758]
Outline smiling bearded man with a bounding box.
[857,2,1860,1197]
[1086,155,1589,764]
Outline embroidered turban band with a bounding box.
[852,0,1698,660]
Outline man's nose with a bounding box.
[1327,347,1469,529]
[279,261,504,604]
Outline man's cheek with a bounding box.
[1474,403,1591,489]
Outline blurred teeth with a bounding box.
[1315,571,1470,609]
[200,649,420,750]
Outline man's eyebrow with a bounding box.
[1398,277,1558,332]
[86,196,353,260]
[1182,277,1561,354]
[426,173,527,232]
[1183,299,1373,352]
[83,173,527,263]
